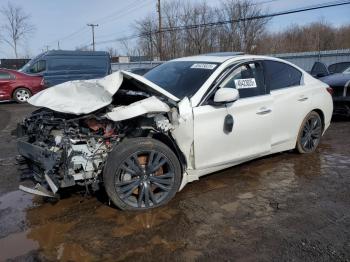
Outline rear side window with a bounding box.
[264,60,302,91]
[48,57,107,71]
[0,72,14,80]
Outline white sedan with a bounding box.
[17,53,333,210]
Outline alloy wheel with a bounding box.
[114,150,175,208]
[300,114,322,152]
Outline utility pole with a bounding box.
[57,41,60,50]
[87,23,99,51]
[156,0,162,61]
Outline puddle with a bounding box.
[95,205,179,237]
[0,191,37,260]
[0,191,34,238]
[0,231,39,261]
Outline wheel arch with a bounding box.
[12,86,32,98]
[294,108,326,150]
[150,132,187,174]
[312,108,325,131]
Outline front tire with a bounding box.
[13,88,32,103]
[296,111,323,154]
[103,138,182,211]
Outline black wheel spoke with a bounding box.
[131,154,145,174]
[153,172,173,179]
[149,175,173,185]
[120,164,137,176]
[147,151,155,170]
[144,184,150,207]
[119,179,140,194]
[121,185,138,200]
[151,158,167,173]
[138,185,145,207]
[309,137,314,149]
[149,187,157,204]
[116,178,139,187]
[125,157,142,175]
[152,181,171,191]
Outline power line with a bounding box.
[45,0,152,49]
[86,0,350,48]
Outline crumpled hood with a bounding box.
[28,70,179,115]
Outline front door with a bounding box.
[193,61,273,170]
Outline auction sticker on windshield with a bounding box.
[234,78,257,89]
[190,64,217,70]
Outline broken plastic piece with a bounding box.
[19,184,56,197]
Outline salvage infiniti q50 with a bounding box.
[16,53,333,210]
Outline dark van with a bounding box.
[19,50,111,87]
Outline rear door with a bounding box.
[263,60,309,149]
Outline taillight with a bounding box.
[40,78,45,87]
[326,86,333,95]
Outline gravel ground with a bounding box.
[0,103,349,262]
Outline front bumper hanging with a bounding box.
[17,138,61,197]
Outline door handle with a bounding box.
[256,107,272,115]
[298,96,308,102]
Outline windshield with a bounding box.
[18,53,43,72]
[343,66,350,74]
[144,61,219,99]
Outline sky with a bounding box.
[0,0,349,58]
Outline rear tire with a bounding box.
[103,138,182,211]
[296,111,323,154]
[13,88,32,103]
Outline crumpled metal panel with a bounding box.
[28,71,123,115]
[105,96,170,121]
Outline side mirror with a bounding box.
[214,88,239,104]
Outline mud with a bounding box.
[0,103,349,261]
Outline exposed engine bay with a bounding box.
[16,71,188,198]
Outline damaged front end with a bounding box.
[16,71,192,199]
[17,108,121,197]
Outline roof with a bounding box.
[172,52,247,63]
[40,50,110,57]
[172,53,302,66]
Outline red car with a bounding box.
[0,68,45,103]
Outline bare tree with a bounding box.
[106,46,119,57]
[135,15,159,60]
[134,0,270,58]
[255,19,349,54]
[0,2,35,58]
[181,1,215,55]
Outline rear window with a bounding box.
[48,57,107,71]
[264,60,302,91]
